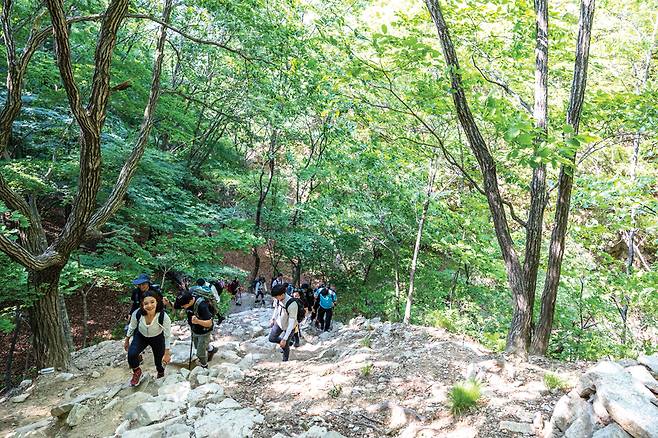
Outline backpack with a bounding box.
[190,285,218,317]
[284,297,306,324]
[135,310,166,325]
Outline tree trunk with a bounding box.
[424,0,529,355]
[28,266,71,369]
[523,0,549,330]
[531,0,596,355]
[4,307,21,390]
[404,158,437,324]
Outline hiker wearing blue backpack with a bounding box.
[124,290,172,386]
[316,284,337,332]
[268,284,304,361]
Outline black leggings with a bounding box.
[128,331,165,372]
[317,307,333,331]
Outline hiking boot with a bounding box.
[130,367,142,387]
[207,346,218,362]
[294,342,300,348]
[156,370,165,379]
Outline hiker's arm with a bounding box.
[163,313,172,349]
[191,315,213,328]
[124,312,138,350]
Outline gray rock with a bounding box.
[57,372,75,381]
[120,415,185,438]
[50,391,100,417]
[9,418,53,438]
[65,403,90,427]
[194,407,264,437]
[189,365,210,388]
[564,404,595,438]
[499,421,534,435]
[187,382,224,406]
[214,350,241,364]
[18,379,33,389]
[626,365,658,393]
[158,381,191,403]
[592,423,633,438]
[210,363,245,382]
[639,354,658,375]
[11,393,30,403]
[579,361,658,438]
[170,342,194,365]
[163,423,193,438]
[180,368,190,379]
[91,371,101,378]
[296,425,347,438]
[134,400,180,426]
[547,390,590,433]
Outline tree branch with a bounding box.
[87,0,172,234]
[471,55,532,114]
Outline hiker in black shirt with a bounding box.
[174,291,216,367]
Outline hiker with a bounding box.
[174,291,217,368]
[271,272,284,289]
[254,276,267,306]
[227,277,241,306]
[291,288,307,347]
[301,283,314,321]
[316,284,337,332]
[311,283,324,327]
[268,284,300,361]
[124,290,172,386]
[128,273,165,316]
[189,278,224,356]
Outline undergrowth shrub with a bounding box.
[448,379,481,415]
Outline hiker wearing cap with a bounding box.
[268,283,299,361]
[174,291,217,368]
[129,274,170,317]
[124,290,172,386]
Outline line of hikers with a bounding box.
[123,272,338,385]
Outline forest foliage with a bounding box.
[0,0,657,368]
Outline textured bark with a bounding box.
[523,0,549,329]
[424,0,529,356]
[404,158,437,324]
[0,0,169,368]
[28,266,70,369]
[531,0,596,355]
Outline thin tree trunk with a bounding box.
[4,307,21,390]
[523,0,549,334]
[404,158,437,324]
[394,254,401,320]
[424,0,529,355]
[531,0,596,355]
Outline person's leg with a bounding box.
[195,333,210,366]
[146,333,165,375]
[324,309,333,332]
[292,329,300,347]
[127,331,148,370]
[268,324,284,344]
[317,307,327,331]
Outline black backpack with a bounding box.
[284,298,306,323]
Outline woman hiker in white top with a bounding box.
[124,290,172,386]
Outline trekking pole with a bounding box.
[188,337,193,370]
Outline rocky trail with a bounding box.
[2,293,657,438]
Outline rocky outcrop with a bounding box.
[546,356,658,438]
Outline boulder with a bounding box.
[626,365,658,394]
[579,361,658,438]
[170,342,194,366]
[194,407,264,438]
[210,363,245,382]
[592,423,633,438]
[65,403,90,427]
[564,404,595,438]
[638,354,658,376]
[133,400,180,426]
[547,390,590,434]
[11,393,30,403]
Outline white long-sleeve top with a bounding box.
[126,310,172,349]
[271,296,298,341]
